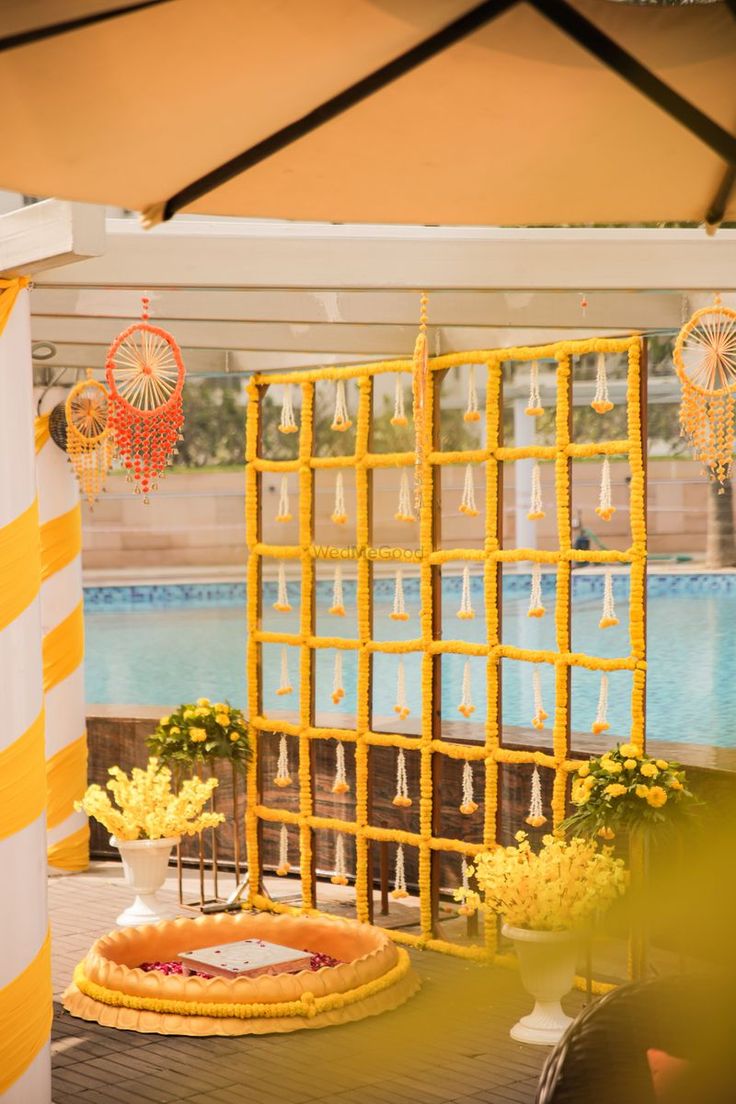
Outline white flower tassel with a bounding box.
[525,765,547,828]
[394,659,410,720]
[595,458,615,521]
[532,665,548,730]
[459,463,479,518]
[391,843,409,899]
[331,740,349,795]
[464,364,481,422]
[460,759,478,815]
[599,570,619,628]
[331,833,348,885]
[276,474,291,522]
[458,858,475,916]
[592,352,613,414]
[278,383,298,434]
[525,362,543,416]
[457,564,475,620]
[331,471,348,524]
[458,660,475,719]
[273,561,291,612]
[528,562,545,618]
[390,566,409,621]
[395,469,416,523]
[331,651,345,705]
[329,563,346,616]
[391,376,408,427]
[393,747,412,808]
[276,646,293,697]
[528,463,545,521]
[592,673,610,735]
[276,824,290,876]
[331,379,352,432]
[275,733,292,788]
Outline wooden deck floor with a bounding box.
[50,868,584,1104]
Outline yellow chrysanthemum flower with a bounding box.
[640,762,658,778]
[196,697,210,707]
[646,786,668,808]
[669,778,683,791]
[655,759,669,770]
[606,762,623,775]
[189,727,206,743]
[619,743,640,758]
[214,703,229,713]
[195,706,209,717]
[229,732,240,742]
[623,759,637,770]
[577,763,590,778]
[159,715,170,726]
[169,726,180,736]
[604,783,627,798]
[635,785,649,799]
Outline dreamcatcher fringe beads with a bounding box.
[457,661,475,719]
[391,844,409,899]
[276,647,293,697]
[331,379,352,432]
[394,660,410,720]
[528,563,545,618]
[331,472,347,525]
[592,673,610,735]
[460,760,478,815]
[599,571,619,628]
[393,748,412,808]
[592,353,614,414]
[276,825,291,876]
[331,741,349,795]
[64,374,114,507]
[525,766,547,828]
[528,463,545,521]
[457,565,475,620]
[275,734,292,788]
[391,376,408,427]
[390,567,409,621]
[525,362,543,417]
[278,384,298,434]
[459,464,478,518]
[595,458,615,521]
[331,834,348,885]
[332,651,345,705]
[276,475,292,522]
[330,564,346,616]
[273,562,291,612]
[464,364,481,422]
[395,470,416,523]
[532,665,548,731]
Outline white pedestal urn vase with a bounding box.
[112,836,180,926]
[502,924,579,1046]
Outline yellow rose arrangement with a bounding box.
[563,743,694,840]
[148,699,251,770]
[456,831,627,932]
[75,758,224,841]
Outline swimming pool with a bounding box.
[84,573,736,748]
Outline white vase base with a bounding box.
[116,894,171,927]
[510,1002,573,1046]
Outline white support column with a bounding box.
[513,397,537,552]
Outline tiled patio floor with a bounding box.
[50,866,584,1104]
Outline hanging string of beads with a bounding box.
[532,665,548,730]
[595,458,615,521]
[276,474,292,522]
[392,748,412,807]
[331,379,352,432]
[276,646,293,697]
[528,463,545,521]
[391,376,408,427]
[276,824,291,876]
[391,844,409,899]
[275,734,292,788]
[525,362,543,416]
[395,469,416,523]
[599,570,619,628]
[459,464,479,518]
[592,673,610,734]
[412,292,429,513]
[329,564,346,616]
[457,565,475,620]
[390,566,409,621]
[457,858,474,916]
[525,766,547,828]
[592,352,614,414]
[331,741,349,795]
[464,364,481,422]
[458,660,475,719]
[277,383,299,433]
[331,651,345,705]
[330,833,348,885]
[528,562,545,618]
[460,760,478,815]
[64,372,114,508]
[394,659,410,720]
[273,561,292,612]
[331,472,348,524]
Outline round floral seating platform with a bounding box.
[63,910,420,1036]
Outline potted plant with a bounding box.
[458,832,627,1045]
[76,757,224,926]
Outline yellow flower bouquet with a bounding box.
[76,757,225,841]
[148,698,251,771]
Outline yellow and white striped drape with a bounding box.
[0,278,52,1103]
[34,414,89,872]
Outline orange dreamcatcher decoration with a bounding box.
[64,372,114,507]
[106,296,185,502]
[674,296,736,485]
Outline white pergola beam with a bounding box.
[0,199,105,277]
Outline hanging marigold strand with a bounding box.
[595,458,615,521]
[331,833,349,885]
[392,748,412,807]
[276,646,293,696]
[412,292,429,513]
[391,375,408,427]
[458,661,475,719]
[525,765,548,828]
[532,665,548,730]
[592,672,610,734]
[273,561,291,612]
[599,570,619,628]
[395,469,416,523]
[275,734,292,788]
[331,471,348,524]
[457,565,475,621]
[394,659,410,720]
[331,651,345,705]
[460,759,478,815]
[464,364,481,422]
[525,362,543,417]
[278,383,299,434]
[458,858,475,916]
[528,462,545,521]
[391,843,409,899]
[591,352,614,414]
[331,740,349,795]
[64,373,114,508]
[276,824,291,876]
[276,474,292,522]
[329,564,346,616]
[459,464,479,517]
[528,562,545,618]
[331,379,352,432]
[390,567,409,621]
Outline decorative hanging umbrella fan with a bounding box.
[674,296,736,486]
[64,373,114,507]
[106,296,185,502]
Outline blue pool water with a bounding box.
[84,574,736,748]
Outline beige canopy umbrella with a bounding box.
[0,0,735,228]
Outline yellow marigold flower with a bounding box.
[640,762,658,778]
[619,743,640,758]
[195,706,209,717]
[635,785,649,799]
[604,783,627,798]
[215,713,230,726]
[229,732,240,742]
[623,759,637,770]
[577,763,590,778]
[655,759,669,770]
[196,697,210,707]
[183,709,195,720]
[669,778,683,791]
[606,762,623,775]
[159,715,170,726]
[214,703,229,713]
[189,727,206,743]
[646,785,668,808]
[169,726,180,735]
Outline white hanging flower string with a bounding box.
[600,570,619,628]
[278,383,298,434]
[458,660,475,720]
[394,659,410,720]
[276,646,293,696]
[528,463,545,521]
[459,463,479,517]
[525,362,543,416]
[395,469,416,523]
[276,475,291,523]
[273,561,291,612]
[331,471,348,524]
[331,833,348,885]
[532,665,548,730]
[332,651,345,705]
[592,673,610,734]
[391,843,409,899]
[276,824,290,876]
[331,379,352,432]
[525,766,547,828]
[393,748,412,807]
[459,759,478,815]
[332,740,349,794]
[592,352,614,414]
[457,565,475,620]
[528,562,545,618]
[595,458,615,521]
[458,857,474,916]
[329,563,346,616]
[275,734,292,787]
[391,376,408,427]
[464,364,481,422]
[390,567,409,621]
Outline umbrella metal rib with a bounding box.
[0,0,173,53]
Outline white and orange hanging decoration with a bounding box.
[599,570,619,628]
[391,375,408,427]
[391,844,409,899]
[411,292,429,512]
[459,759,478,815]
[592,673,610,735]
[392,748,412,808]
[276,646,293,697]
[278,383,298,434]
[276,474,292,522]
[394,659,410,721]
[331,379,352,432]
[528,463,545,521]
[395,469,416,524]
[64,372,114,507]
[525,766,547,828]
[525,362,543,417]
[332,740,349,795]
[459,463,478,518]
[331,651,345,706]
[274,734,292,788]
[528,562,545,618]
[464,364,481,422]
[331,471,348,524]
[276,824,291,876]
[457,565,475,621]
[674,297,736,485]
[457,859,475,916]
[390,567,409,621]
[106,295,185,502]
[331,833,349,885]
[273,561,291,612]
[591,352,614,414]
[595,458,615,521]
[329,564,346,616]
[531,665,548,731]
[457,660,475,719]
